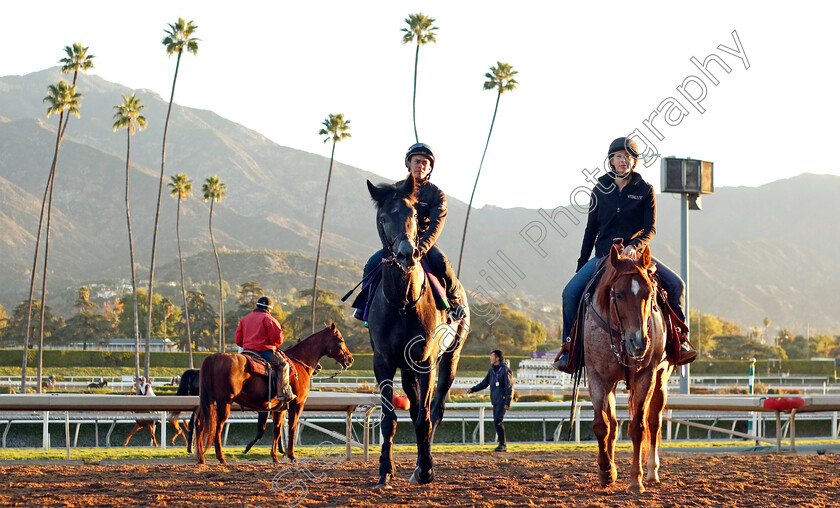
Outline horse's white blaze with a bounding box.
[631,279,640,296]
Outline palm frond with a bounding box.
[402,12,438,46]
[59,43,95,74]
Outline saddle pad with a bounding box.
[420,258,451,311]
[241,351,270,376]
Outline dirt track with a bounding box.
[1,450,839,507]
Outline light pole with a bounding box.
[661,157,714,394]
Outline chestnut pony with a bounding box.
[584,244,672,494]
[195,323,353,464]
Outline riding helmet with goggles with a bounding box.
[607,137,640,159]
[256,296,273,310]
[405,142,435,171]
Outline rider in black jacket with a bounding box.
[553,137,696,372]
[354,143,462,320]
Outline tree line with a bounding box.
[17,12,525,392]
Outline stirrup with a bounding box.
[676,343,697,366]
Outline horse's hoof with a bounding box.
[409,466,434,485]
[373,482,393,490]
[629,482,645,494]
[599,466,617,486]
[219,459,227,465]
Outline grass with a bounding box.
[3,439,838,462]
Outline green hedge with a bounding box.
[0,350,529,372]
[0,350,213,369]
[339,354,529,373]
[3,350,834,379]
[690,359,836,378]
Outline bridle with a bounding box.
[376,210,426,312]
[587,269,656,369]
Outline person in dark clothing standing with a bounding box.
[468,350,513,452]
[353,142,464,321]
[553,137,696,372]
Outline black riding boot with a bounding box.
[552,337,573,373]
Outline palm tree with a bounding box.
[169,173,194,367]
[311,114,351,333]
[401,13,438,143]
[113,93,147,391]
[202,176,227,351]
[456,62,518,277]
[20,45,93,392]
[58,43,95,137]
[34,81,82,391]
[146,19,199,377]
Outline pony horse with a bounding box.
[366,176,470,488]
[195,324,353,464]
[583,243,672,494]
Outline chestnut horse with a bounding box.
[195,324,353,464]
[584,244,672,494]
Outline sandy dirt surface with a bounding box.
[1,450,839,507]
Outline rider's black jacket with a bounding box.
[577,171,656,272]
[395,177,447,256]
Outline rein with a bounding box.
[377,212,426,312]
[587,270,655,372]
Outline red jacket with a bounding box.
[235,309,284,351]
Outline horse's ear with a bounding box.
[329,322,336,332]
[638,245,651,268]
[367,180,389,205]
[400,174,418,196]
[609,243,620,265]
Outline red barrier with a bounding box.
[393,395,410,410]
[763,397,806,411]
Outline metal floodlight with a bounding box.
[661,157,714,194]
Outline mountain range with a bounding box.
[1,68,838,334]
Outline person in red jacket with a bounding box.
[235,296,295,404]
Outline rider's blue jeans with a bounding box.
[561,256,685,340]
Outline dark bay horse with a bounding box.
[175,369,200,453]
[366,176,470,488]
[584,244,672,493]
[195,324,353,464]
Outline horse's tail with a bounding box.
[196,358,218,457]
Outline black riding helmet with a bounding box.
[607,137,640,172]
[256,296,273,310]
[405,142,435,178]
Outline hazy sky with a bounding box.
[2,1,838,208]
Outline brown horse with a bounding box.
[195,323,353,464]
[123,415,189,447]
[584,244,672,494]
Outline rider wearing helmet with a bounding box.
[137,376,154,396]
[354,142,463,320]
[553,137,696,372]
[235,296,295,404]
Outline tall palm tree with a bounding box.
[21,45,93,392]
[58,43,94,137]
[456,62,518,278]
[169,173,194,368]
[34,81,82,391]
[147,19,199,377]
[113,93,147,392]
[202,176,227,351]
[311,114,351,333]
[401,13,438,143]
